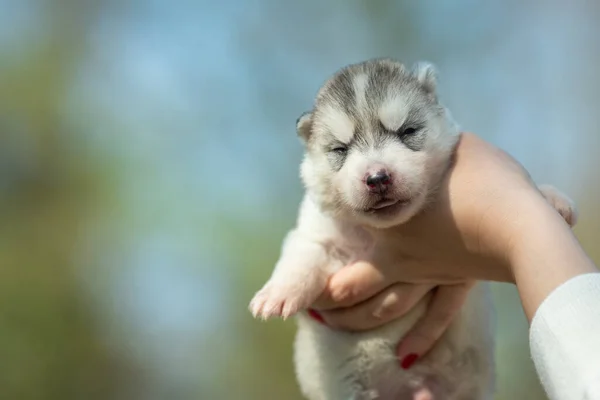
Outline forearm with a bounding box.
[508,196,598,321]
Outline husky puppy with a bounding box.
[249,58,577,400]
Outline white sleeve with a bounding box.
[530,273,600,400]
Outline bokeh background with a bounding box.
[1,1,599,399]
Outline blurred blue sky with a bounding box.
[1,0,599,397]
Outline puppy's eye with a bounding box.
[398,127,417,136]
[331,146,348,155]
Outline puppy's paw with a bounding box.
[249,280,319,320]
[539,184,578,227]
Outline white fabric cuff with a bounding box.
[530,273,600,400]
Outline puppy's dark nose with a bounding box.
[365,170,392,193]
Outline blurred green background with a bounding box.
[1,1,599,399]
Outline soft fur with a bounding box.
[249,58,577,400]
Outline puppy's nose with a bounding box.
[365,170,392,193]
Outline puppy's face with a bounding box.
[298,59,458,228]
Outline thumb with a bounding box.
[313,260,395,310]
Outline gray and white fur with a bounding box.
[249,58,577,400]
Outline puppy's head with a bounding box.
[298,58,459,228]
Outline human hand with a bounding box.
[308,281,474,369]
[308,132,576,363]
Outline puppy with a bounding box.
[249,58,577,400]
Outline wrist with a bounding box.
[504,193,559,270]
[473,189,551,279]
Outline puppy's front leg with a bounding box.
[249,230,334,320]
[539,184,578,227]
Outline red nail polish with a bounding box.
[307,309,326,325]
[401,353,419,370]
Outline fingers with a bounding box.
[312,260,391,310]
[396,282,474,368]
[318,283,435,331]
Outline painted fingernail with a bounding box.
[307,308,326,325]
[401,353,419,370]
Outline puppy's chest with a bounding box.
[324,219,375,271]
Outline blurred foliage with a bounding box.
[0,1,598,400]
[0,2,142,399]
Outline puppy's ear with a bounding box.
[412,61,438,96]
[296,111,313,144]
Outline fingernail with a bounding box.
[307,308,326,325]
[401,353,419,370]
